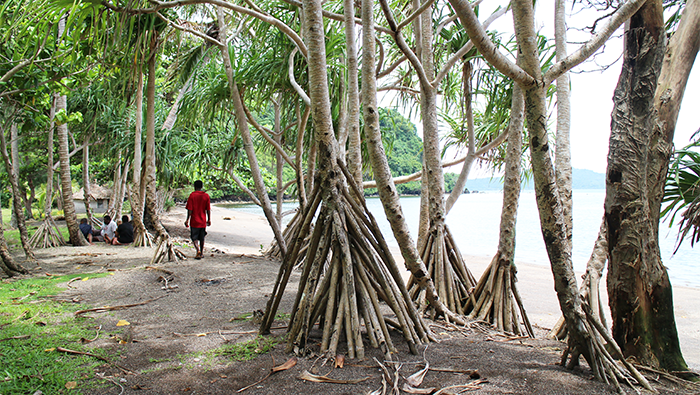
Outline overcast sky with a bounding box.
[383,1,699,175]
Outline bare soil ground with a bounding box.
[5,208,698,395]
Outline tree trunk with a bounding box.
[445,61,475,213]
[0,222,27,276]
[464,84,532,336]
[29,94,66,249]
[56,93,88,246]
[144,35,164,238]
[511,0,596,372]
[115,158,129,219]
[11,124,33,220]
[606,0,688,371]
[368,0,467,325]
[1,122,37,260]
[342,0,362,191]
[274,98,284,224]
[217,7,286,255]
[555,0,573,243]
[261,0,431,358]
[134,70,145,217]
[82,134,94,226]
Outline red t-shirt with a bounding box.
[186,190,211,228]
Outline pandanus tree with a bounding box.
[250,0,434,357]
[448,0,657,387]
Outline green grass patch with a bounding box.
[0,274,109,394]
[215,336,280,362]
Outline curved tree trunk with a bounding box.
[0,122,36,260]
[511,1,649,389]
[54,17,87,247]
[143,33,182,263]
[367,0,467,326]
[377,0,475,318]
[217,7,286,255]
[0,223,27,276]
[12,122,33,221]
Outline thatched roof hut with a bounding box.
[74,184,112,213]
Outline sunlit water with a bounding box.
[224,190,700,289]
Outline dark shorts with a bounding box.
[190,227,207,242]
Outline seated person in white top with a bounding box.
[101,215,118,245]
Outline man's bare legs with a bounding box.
[193,240,203,259]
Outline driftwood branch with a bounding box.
[74,295,166,315]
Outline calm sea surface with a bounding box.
[225,190,700,289]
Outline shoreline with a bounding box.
[179,204,700,370]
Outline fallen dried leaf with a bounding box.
[196,333,207,337]
[45,348,55,352]
[81,277,89,281]
[298,370,369,384]
[272,357,297,372]
[116,320,130,326]
[406,362,429,387]
[401,383,435,394]
[65,381,77,389]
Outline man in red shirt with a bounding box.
[184,180,211,259]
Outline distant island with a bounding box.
[463,168,606,192]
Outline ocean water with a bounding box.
[225,190,700,289]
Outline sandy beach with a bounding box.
[197,203,700,370]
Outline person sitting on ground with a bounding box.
[101,215,118,245]
[112,215,134,245]
[79,218,93,244]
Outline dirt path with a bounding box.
[8,206,696,394]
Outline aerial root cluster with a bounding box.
[409,225,476,318]
[562,304,653,393]
[262,162,432,358]
[29,216,66,249]
[463,254,533,337]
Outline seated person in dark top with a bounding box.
[79,218,93,244]
[112,215,134,245]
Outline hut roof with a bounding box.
[74,184,112,200]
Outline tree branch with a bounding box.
[377,0,431,89]
[362,134,505,190]
[104,0,309,58]
[155,12,223,46]
[289,47,311,106]
[240,101,297,170]
[447,0,533,86]
[543,0,647,84]
[434,5,509,85]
